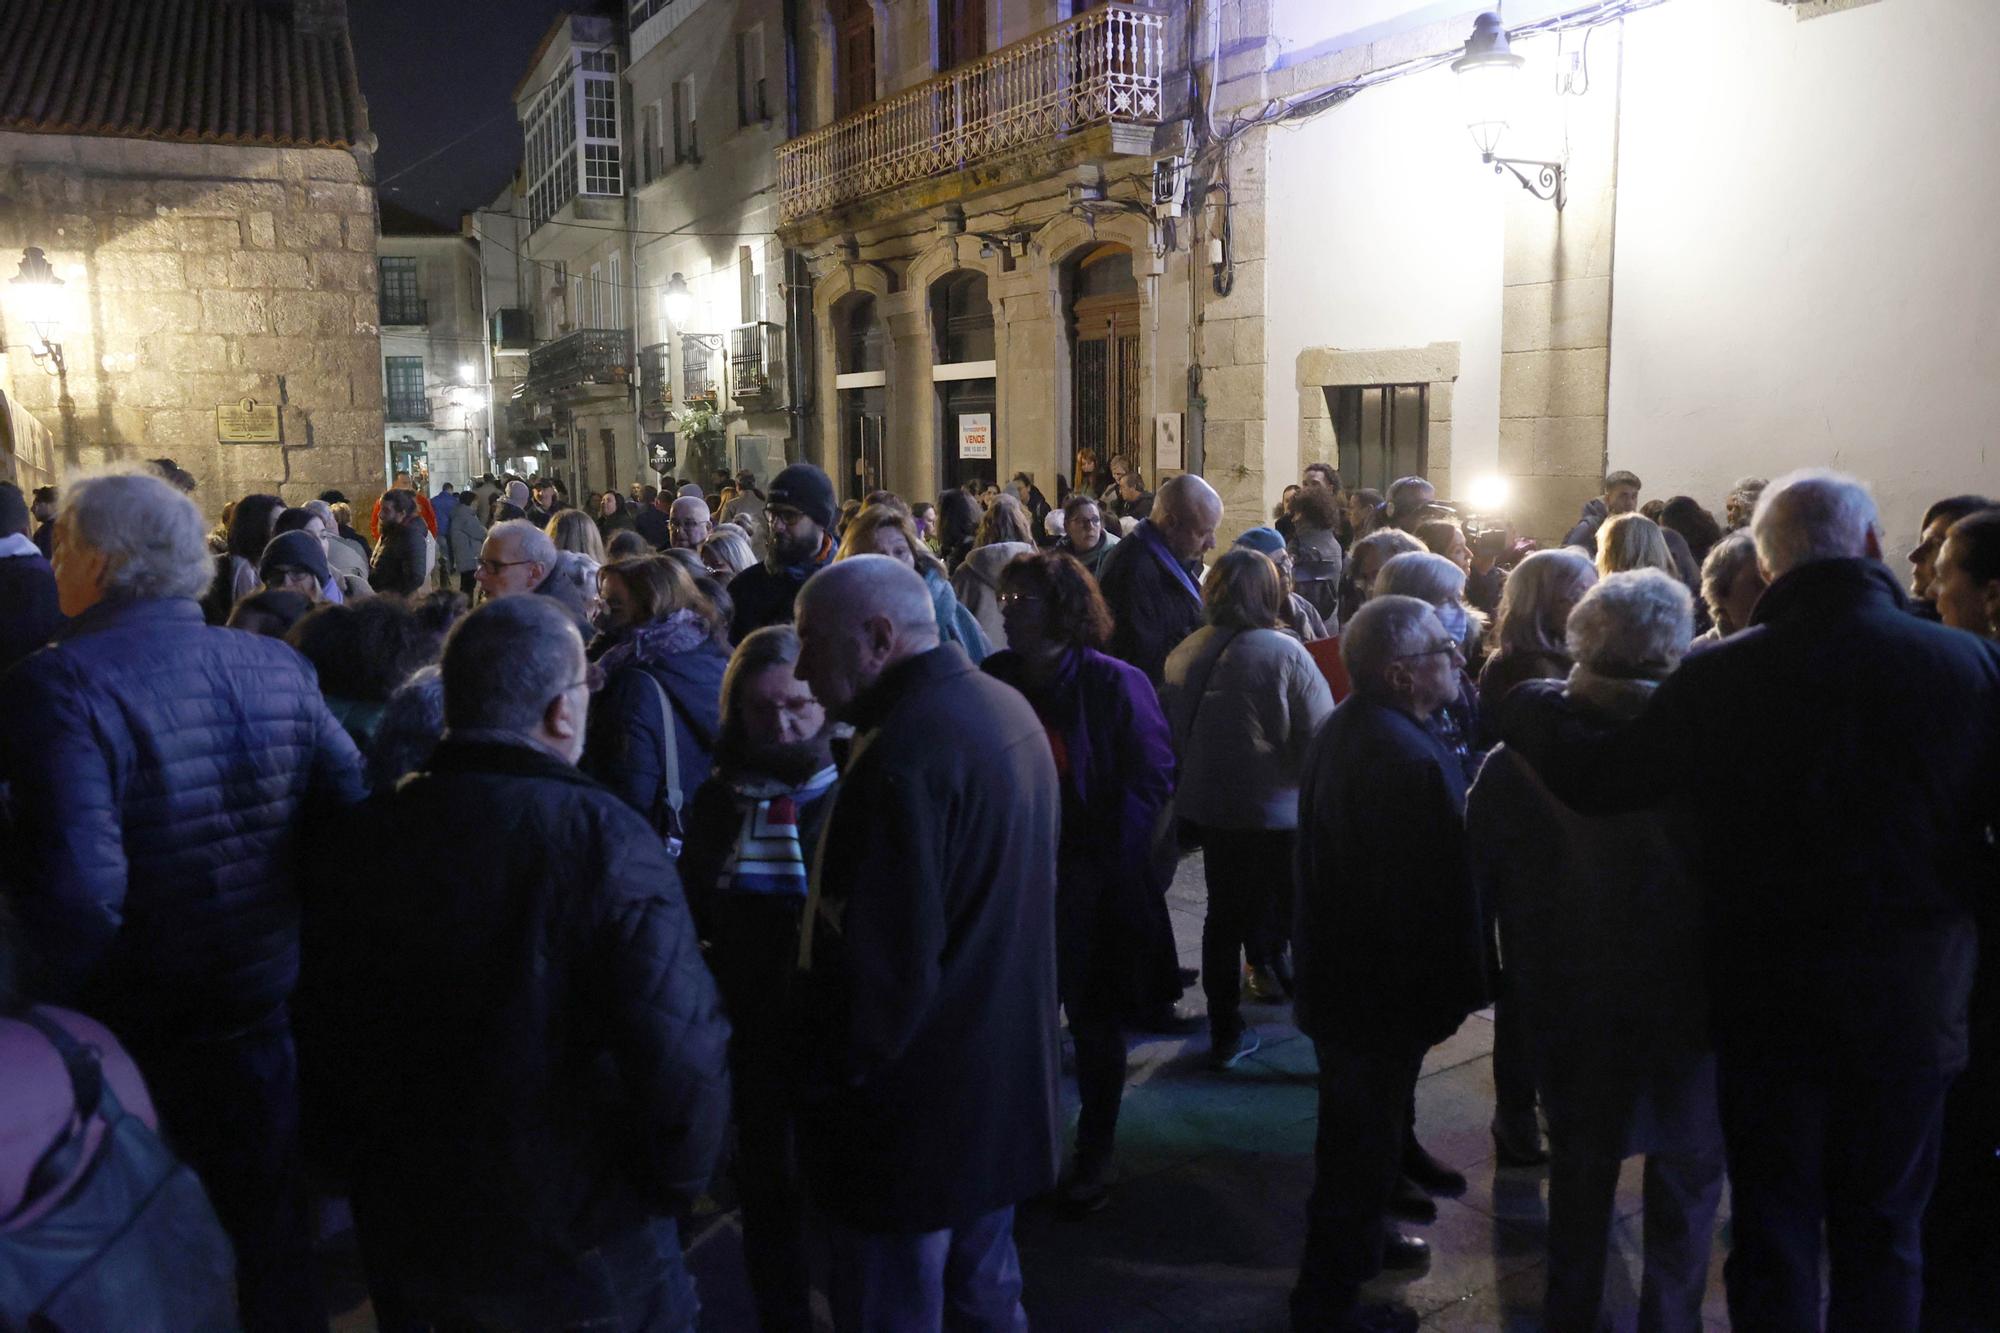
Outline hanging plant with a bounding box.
[674,402,728,481]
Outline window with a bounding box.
[378,257,423,324]
[938,0,987,71]
[641,103,662,183]
[1328,384,1429,494]
[835,0,876,118]
[384,357,428,421]
[736,28,768,126]
[672,78,699,164]
[607,253,622,329]
[630,0,672,24]
[738,246,758,325]
[589,265,603,327]
[523,46,623,229]
[682,332,714,400]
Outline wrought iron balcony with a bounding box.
[385,395,431,423]
[379,298,428,327]
[527,327,633,397]
[776,3,1166,225]
[639,342,671,416]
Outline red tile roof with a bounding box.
[0,0,369,150]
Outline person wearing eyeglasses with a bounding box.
[1290,595,1492,1333]
[728,463,840,644]
[473,518,594,638]
[295,594,729,1329]
[669,495,713,552]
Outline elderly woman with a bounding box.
[698,525,758,585]
[1467,569,1720,1333]
[837,502,991,663]
[1339,528,1423,627]
[580,556,730,848]
[983,550,1178,1213]
[1058,493,1120,579]
[1163,549,1335,1067]
[1478,548,1600,719]
[1375,551,1486,780]
[1693,530,1767,645]
[951,492,1037,651]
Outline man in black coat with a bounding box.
[1511,470,2000,1333]
[729,462,838,643]
[634,485,675,550]
[296,595,731,1327]
[1098,472,1222,689]
[793,556,1060,1328]
[1291,596,1492,1333]
[0,481,60,674]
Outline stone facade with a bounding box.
[377,226,488,489]
[0,132,383,516]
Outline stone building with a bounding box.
[377,203,488,488]
[0,0,384,515]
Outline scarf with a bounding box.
[721,764,839,897]
[596,608,713,674]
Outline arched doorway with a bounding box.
[833,293,887,501]
[931,271,996,494]
[1065,243,1142,485]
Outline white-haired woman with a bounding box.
[1465,569,1718,1333]
[1694,530,1766,645]
[1375,550,1485,780]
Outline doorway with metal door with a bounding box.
[932,271,997,495]
[834,292,888,502]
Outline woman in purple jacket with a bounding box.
[982,549,1178,1216]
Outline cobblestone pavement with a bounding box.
[329,851,1732,1330]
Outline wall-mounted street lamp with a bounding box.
[661,271,695,328]
[1453,13,1566,210]
[9,247,68,373]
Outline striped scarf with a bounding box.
[721,764,840,897]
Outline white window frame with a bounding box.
[607,253,623,329]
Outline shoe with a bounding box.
[1491,1107,1550,1167]
[1131,1003,1204,1035]
[1385,1174,1437,1224]
[1208,1025,1263,1070]
[1177,965,1200,988]
[1057,1151,1112,1216]
[1245,963,1287,1003]
[1401,1141,1467,1197]
[1379,1230,1431,1271]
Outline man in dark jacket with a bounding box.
[370,486,430,596]
[793,556,1060,1328]
[1512,470,2000,1332]
[0,467,367,1331]
[634,485,675,550]
[1098,472,1221,688]
[297,595,730,1327]
[475,518,594,637]
[729,462,838,643]
[0,480,61,674]
[1291,596,1491,1333]
[678,624,839,1333]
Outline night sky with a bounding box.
[348,0,610,226]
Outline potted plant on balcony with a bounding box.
[674,402,728,483]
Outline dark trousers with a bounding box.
[1492,988,1536,1117]
[1293,1037,1427,1323]
[1069,1007,1128,1164]
[734,1057,813,1333]
[133,1022,323,1333]
[1199,826,1295,1037]
[827,1206,1027,1333]
[1717,1056,1948,1333]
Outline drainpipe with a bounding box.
[781,0,814,466]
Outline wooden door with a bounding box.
[939,0,986,70]
[836,0,876,117]
[1070,245,1143,477]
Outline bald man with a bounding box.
[1096,472,1223,689]
[668,495,712,551]
[793,556,1060,1328]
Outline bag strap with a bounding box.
[1178,628,1242,743]
[0,1009,110,1228]
[643,672,685,826]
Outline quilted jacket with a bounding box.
[0,596,367,1043]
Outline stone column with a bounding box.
[1197,124,1272,541]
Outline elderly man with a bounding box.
[1470,570,1723,1333]
[1520,470,2000,1332]
[669,494,713,551]
[297,595,730,1327]
[1097,472,1223,688]
[793,556,1060,1330]
[1291,595,1492,1333]
[0,466,366,1330]
[474,517,592,634]
[729,462,839,642]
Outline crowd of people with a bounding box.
[0,447,1995,1333]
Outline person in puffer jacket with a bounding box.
[582,555,731,845]
[0,465,366,1332]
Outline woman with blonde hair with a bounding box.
[1162,549,1334,1064]
[698,525,757,584]
[1478,548,1599,714]
[1594,512,1673,579]
[951,492,1037,650]
[838,502,991,662]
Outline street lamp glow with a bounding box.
[457,362,476,385]
[8,246,67,350]
[661,271,693,327]
[1467,473,1511,513]
[1451,12,1525,160]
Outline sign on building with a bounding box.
[216,399,281,443]
[958,412,992,460]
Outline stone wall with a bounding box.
[0,133,384,516]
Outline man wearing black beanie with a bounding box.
[729,462,839,643]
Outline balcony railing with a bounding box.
[379,299,428,326]
[385,396,431,423]
[527,327,634,396]
[777,3,1165,224]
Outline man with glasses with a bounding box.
[669,495,713,552]
[473,518,593,638]
[728,462,839,643]
[1290,595,1492,1333]
[298,594,730,1328]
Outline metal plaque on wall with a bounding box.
[216,399,281,443]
